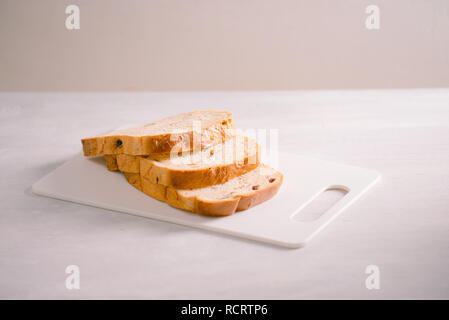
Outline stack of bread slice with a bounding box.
[81,110,283,216]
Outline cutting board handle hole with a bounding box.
[291,186,349,222]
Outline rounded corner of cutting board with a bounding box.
[31,181,44,196]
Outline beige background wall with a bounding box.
[0,0,448,91]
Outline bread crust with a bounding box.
[124,172,142,191]
[107,137,261,189]
[82,111,234,156]
[139,155,260,190]
[124,171,283,217]
[103,153,171,173]
[117,154,140,173]
[104,155,119,171]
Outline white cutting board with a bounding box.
[32,153,380,248]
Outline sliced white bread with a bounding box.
[82,110,234,156]
[139,135,260,189]
[125,164,283,216]
[104,135,261,189]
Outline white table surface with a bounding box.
[0,90,448,299]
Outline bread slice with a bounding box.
[82,110,234,156]
[125,164,283,216]
[139,135,260,189]
[104,135,261,189]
